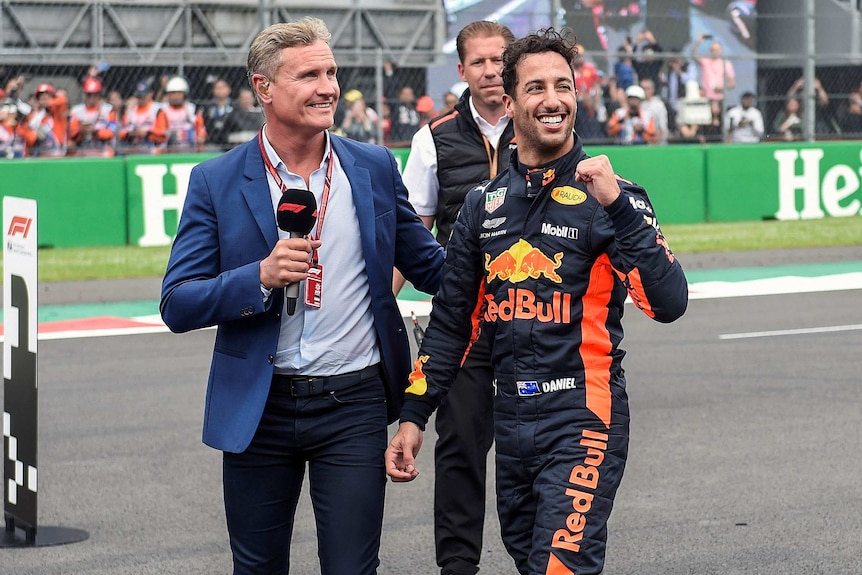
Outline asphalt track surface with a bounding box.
[2,246,861,574]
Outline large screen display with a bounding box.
[443,0,757,57]
[438,0,757,105]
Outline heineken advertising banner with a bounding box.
[706,141,862,222]
[0,141,859,249]
[125,153,219,247]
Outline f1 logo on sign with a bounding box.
[7,216,32,239]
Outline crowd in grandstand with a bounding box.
[0,68,265,158]
[2,35,862,160]
[571,31,862,145]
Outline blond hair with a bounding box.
[247,17,331,83]
[455,21,515,64]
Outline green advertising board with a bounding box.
[0,157,126,248]
[1,140,859,250]
[392,143,708,224]
[705,141,862,222]
[585,144,707,224]
[125,153,219,247]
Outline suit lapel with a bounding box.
[240,140,279,248]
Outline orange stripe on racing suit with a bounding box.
[459,281,487,367]
[613,265,655,319]
[580,254,615,428]
[546,550,575,575]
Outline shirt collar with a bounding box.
[468,96,509,132]
[261,124,332,174]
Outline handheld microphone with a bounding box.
[276,188,318,315]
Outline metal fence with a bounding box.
[1,0,861,158]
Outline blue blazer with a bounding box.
[160,134,444,453]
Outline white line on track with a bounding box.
[720,324,862,340]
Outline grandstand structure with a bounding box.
[0,0,447,67]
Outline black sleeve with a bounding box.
[398,188,487,428]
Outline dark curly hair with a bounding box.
[502,27,578,97]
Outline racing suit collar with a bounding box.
[508,135,588,199]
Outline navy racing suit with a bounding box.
[398,137,688,575]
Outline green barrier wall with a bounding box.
[393,144,707,224]
[584,144,707,224]
[706,141,862,222]
[1,140,859,249]
[0,157,126,248]
[125,153,219,247]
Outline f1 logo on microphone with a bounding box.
[278,203,308,214]
[7,215,32,238]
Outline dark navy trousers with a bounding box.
[223,369,388,575]
[433,331,495,575]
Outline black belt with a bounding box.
[271,364,381,398]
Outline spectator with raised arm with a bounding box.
[786,76,840,137]
[664,54,698,132]
[632,29,664,89]
[20,83,69,157]
[691,33,735,103]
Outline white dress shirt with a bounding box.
[261,128,380,375]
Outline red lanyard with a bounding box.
[258,129,333,264]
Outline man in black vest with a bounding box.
[396,20,516,575]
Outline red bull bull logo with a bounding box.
[405,355,430,396]
[485,239,563,283]
[527,167,556,186]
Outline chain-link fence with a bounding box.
[1,0,860,159]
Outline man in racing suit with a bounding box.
[386,28,688,575]
[398,20,516,575]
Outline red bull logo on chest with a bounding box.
[485,238,563,283]
[483,239,571,324]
